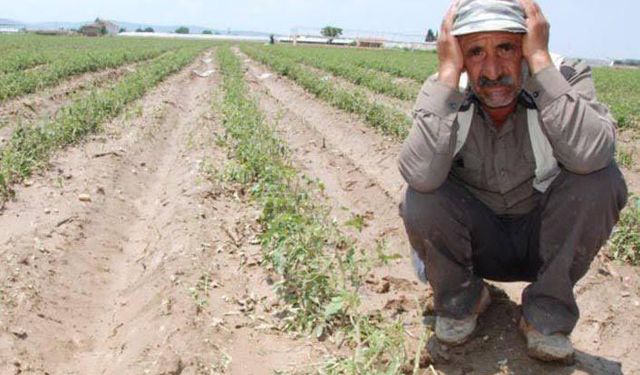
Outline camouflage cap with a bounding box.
[452,0,527,36]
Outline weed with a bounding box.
[345,213,367,232]
[189,273,212,313]
[616,146,634,169]
[610,195,640,265]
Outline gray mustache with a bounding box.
[478,75,514,88]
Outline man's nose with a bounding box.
[482,54,501,80]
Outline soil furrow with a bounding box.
[238,51,406,200]
[244,65,415,279]
[0,52,315,374]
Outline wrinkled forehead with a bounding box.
[458,31,523,48]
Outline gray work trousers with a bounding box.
[400,163,628,335]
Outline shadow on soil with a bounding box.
[425,286,623,375]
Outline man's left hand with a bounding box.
[519,0,553,74]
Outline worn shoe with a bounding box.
[519,317,575,363]
[435,285,491,346]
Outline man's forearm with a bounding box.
[524,63,616,174]
[399,78,464,192]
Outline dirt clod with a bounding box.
[11,328,28,340]
[78,194,92,202]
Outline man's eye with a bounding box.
[470,48,483,56]
[499,44,515,52]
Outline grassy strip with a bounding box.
[240,45,411,140]
[349,49,437,83]
[217,45,419,374]
[269,45,437,83]
[610,195,640,265]
[0,45,208,200]
[265,45,420,101]
[593,68,640,130]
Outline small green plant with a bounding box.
[616,146,634,169]
[345,213,367,232]
[189,274,212,313]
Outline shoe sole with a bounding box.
[518,318,575,364]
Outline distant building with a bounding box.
[356,38,384,48]
[35,30,75,36]
[0,18,24,33]
[278,35,355,46]
[80,18,119,36]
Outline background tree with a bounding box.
[202,30,213,34]
[425,28,437,42]
[321,26,343,44]
[143,27,155,33]
[119,27,127,33]
[175,26,189,34]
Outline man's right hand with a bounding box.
[437,0,464,89]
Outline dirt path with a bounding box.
[240,52,640,375]
[0,52,316,374]
[0,61,144,143]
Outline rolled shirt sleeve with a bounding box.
[524,61,617,174]
[398,76,466,192]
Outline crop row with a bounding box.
[216,45,419,374]
[0,51,48,74]
[0,44,209,199]
[0,45,174,102]
[241,45,412,140]
[307,45,438,82]
[0,35,174,74]
[264,45,421,101]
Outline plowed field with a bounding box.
[1,38,639,375]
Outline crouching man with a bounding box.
[399,0,628,362]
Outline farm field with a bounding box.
[0,35,639,374]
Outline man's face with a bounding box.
[458,32,524,108]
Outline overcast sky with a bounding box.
[2,0,638,59]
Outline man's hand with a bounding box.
[518,0,553,74]
[437,0,463,89]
